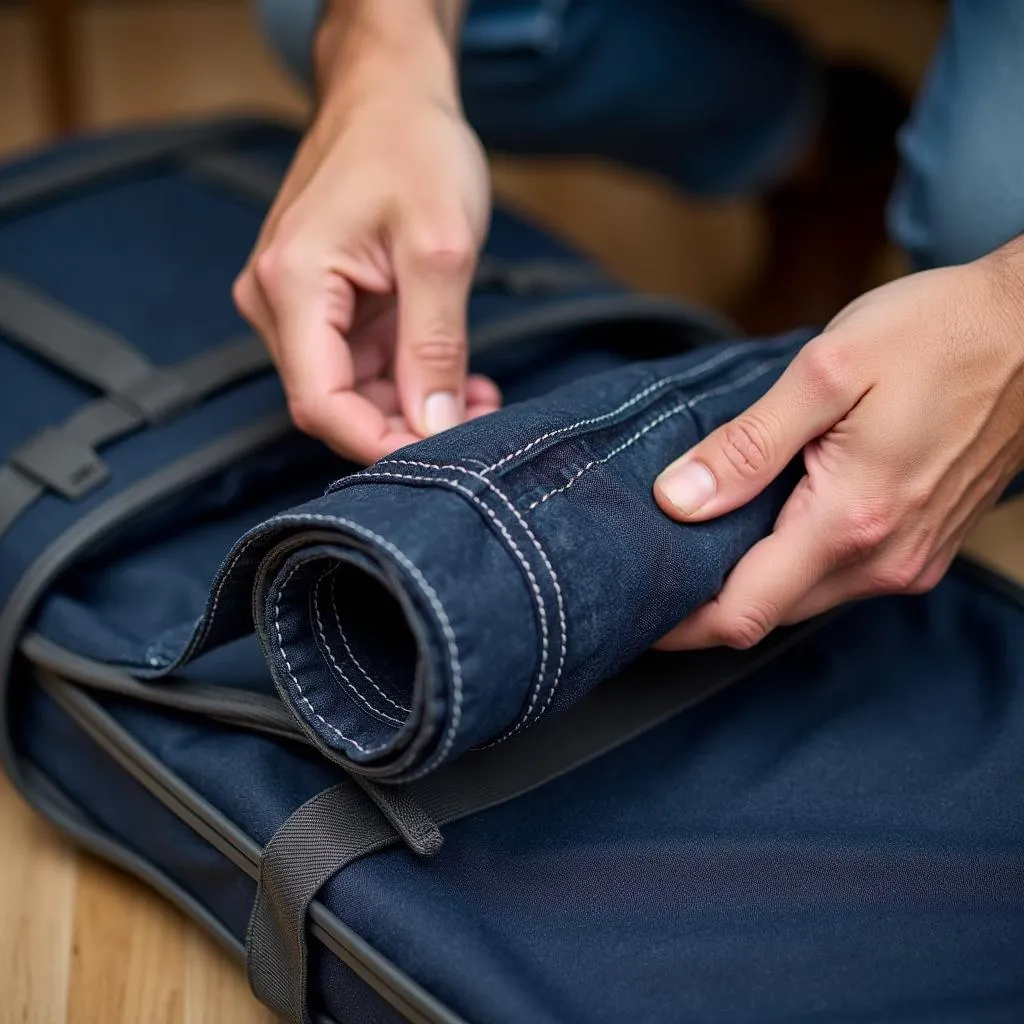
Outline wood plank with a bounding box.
[0,773,75,1024]
[67,857,186,1024]
[184,928,275,1024]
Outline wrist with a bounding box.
[979,235,1024,465]
[314,0,463,110]
[980,233,1024,325]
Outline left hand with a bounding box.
[653,243,1024,651]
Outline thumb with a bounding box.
[654,341,859,521]
[394,228,476,437]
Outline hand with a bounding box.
[653,244,1024,650]
[233,3,500,464]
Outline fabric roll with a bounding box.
[201,330,812,781]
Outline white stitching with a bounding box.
[478,343,748,475]
[466,471,566,732]
[274,557,374,753]
[358,469,553,733]
[374,460,567,736]
[524,358,780,511]
[181,343,772,667]
[186,512,462,775]
[184,531,266,662]
[311,568,406,726]
[327,570,412,714]
[277,514,463,775]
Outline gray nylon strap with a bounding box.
[0,466,43,536]
[0,335,271,535]
[0,120,265,218]
[352,776,443,857]
[246,781,399,1024]
[474,254,611,296]
[0,273,193,417]
[22,633,305,743]
[411,635,805,824]
[186,148,283,206]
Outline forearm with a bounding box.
[314,0,467,105]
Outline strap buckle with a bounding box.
[9,427,109,499]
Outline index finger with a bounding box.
[271,271,396,464]
[654,511,837,651]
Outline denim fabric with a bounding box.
[887,0,1024,268]
[152,331,810,781]
[260,0,1024,263]
[259,0,821,195]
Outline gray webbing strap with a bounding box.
[0,467,45,535]
[0,273,190,412]
[186,148,283,206]
[0,120,271,219]
[246,781,400,1024]
[22,632,305,743]
[352,776,443,858]
[410,634,807,822]
[0,335,271,535]
[474,254,612,296]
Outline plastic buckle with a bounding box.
[9,427,110,500]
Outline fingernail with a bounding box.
[658,460,716,515]
[423,392,461,435]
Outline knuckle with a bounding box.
[834,506,895,560]
[254,244,284,296]
[902,486,933,516]
[286,395,325,439]
[408,228,476,276]
[408,334,465,372]
[800,339,853,402]
[721,602,776,650]
[231,270,256,319]
[254,240,304,297]
[719,416,775,479]
[865,557,925,595]
[906,563,945,596]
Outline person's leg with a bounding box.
[460,0,824,196]
[256,0,823,199]
[254,0,320,90]
[887,0,1024,270]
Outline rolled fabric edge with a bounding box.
[251,482,544,781]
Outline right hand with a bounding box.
[233,12,500,464]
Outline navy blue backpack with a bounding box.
[2,119,1022,1024]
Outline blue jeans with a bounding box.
[257,0,1024,268]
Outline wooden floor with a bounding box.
[0,2,1021,1022]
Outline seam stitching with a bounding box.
[189,343,783,664]
[275,556,374,753]
[325,565,412,715]
[194,514,462,776]
[525,358,780,512]
[357,469,553,736]
[479,343,748,475]
[373,460,567,737]
[287,514,463,777]
[311,568,406,726]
